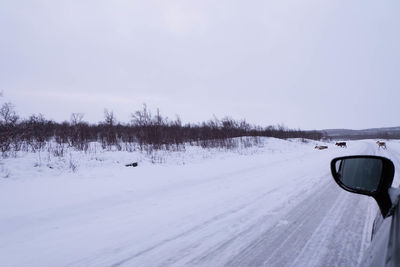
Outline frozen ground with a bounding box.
[1,138,400,267]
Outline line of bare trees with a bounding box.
[0,102,324,157]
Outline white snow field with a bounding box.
[1,138,400,267]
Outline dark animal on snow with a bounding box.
[335,142,347,148]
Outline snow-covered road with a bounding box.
[1,139,399,266]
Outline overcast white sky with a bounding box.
[1,0,399,130]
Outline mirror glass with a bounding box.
[336,157,383,192]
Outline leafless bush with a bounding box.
[69,154,78,172]
[69,113,90,151]
[52,143,66,157]
[0,102,19,155]
[100,109,118,150]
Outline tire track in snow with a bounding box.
[289,189,372,267]
[223,140,377,267]
[182,174,331,267]
[224,180,373,267]
[107,186,282,267]
[104,172,331,267]
[224,179,338,266]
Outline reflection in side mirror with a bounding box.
[334,157,383,194]
[331,156,395,218]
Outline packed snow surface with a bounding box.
[1,138,400,267]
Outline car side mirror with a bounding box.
[331,155,395,218]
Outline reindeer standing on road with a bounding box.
[376,141,387,149]
[335,142,347,148]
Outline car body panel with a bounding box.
[359,190,400,267]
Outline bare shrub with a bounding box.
[69,154,78,172]
[0,102,19,155]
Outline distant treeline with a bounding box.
[0,101,324,155]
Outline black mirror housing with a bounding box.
[331,155,395,218]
